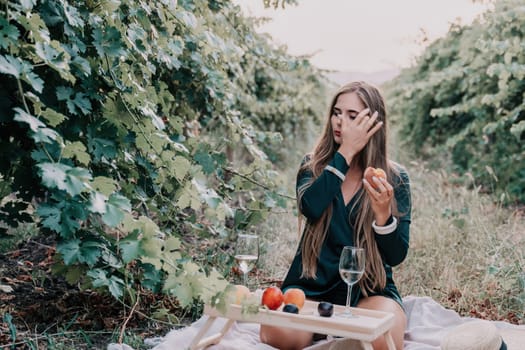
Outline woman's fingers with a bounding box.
[355,110,381,132]
[366,111,379,128]
[376,177,394,196]
[366,119,383,137]
[355,108,370,124]
[383,179,394,196]
[363,177,393,202]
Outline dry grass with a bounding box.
[395,160,524,322]
[257,159,525,323]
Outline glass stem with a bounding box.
[346,283,353,314]
[243,272,247,287]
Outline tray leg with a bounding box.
[189,316,217,350]
[360,341,374,350]
[189,317,235,350]
[384,331,396,350]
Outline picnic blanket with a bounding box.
[107,295,525,350]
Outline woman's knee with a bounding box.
[260,324,313,350]
[357,296,406,350]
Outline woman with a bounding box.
[260,81,411,350]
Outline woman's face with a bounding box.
[330,91,366,144]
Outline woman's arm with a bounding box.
[297,153,349,220]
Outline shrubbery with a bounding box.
[0,0,328,307]
[385,0,524,204]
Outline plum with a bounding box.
[317,301,334,317]
[282,303,299,314]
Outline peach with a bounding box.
[364,167,386,189]
[229,284,251,305]
[283,288,305,310]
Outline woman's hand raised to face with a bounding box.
[337,108,383,164]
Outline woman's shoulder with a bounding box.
[299,153,314,168]
[388,161,410,185]
[301,153,313,163]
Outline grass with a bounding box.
[394,160,524,321]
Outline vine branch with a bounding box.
[222,166,296,201]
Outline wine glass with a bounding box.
[234,233,259,286]
[338,246,366,317]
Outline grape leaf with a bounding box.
[37,163,68,191]
[62,1,84,28]
[12,106,58,145]
[140,263,163,293]
[40,107,67,127]
[173,156,191,181]
[79,240,103,267]
[0,18,20,49]
[92,27,127,58]
[194,146,215,174]
[87,268,125,299]
[0,55,22,77]
[60,201,86,237]
[87,136,117,162]
[200,269,229,302]
[64,167,92,196]
[37,204,62,232]
[175,10,197,29]
[90,176,117,196]
[88,192,107,214]
[57,239,82,265]
[20,0,37,11]
[62,141,91,165]
[165,236,181,252]
[102,193,131,227]
[119,230,143,263]
[56,86,92,115]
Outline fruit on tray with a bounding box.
[261,286,284,310]
[364,166,386,189]
[283,288,306,310]
[282,303,299,314]
[318,301,334,317]
[230,284,251,305]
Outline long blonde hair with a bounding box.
[297,81,398,295]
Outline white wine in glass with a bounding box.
[339,246,365,317]
[234,234,259,286]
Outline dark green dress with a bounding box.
[281,152,411,310]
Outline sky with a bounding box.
[236,0,491,73]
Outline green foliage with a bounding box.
[0,0,328,308]
[385,0,525,204]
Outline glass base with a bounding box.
[337,310,358,318]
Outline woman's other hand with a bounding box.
[362,175,393,225]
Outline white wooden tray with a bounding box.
[189,300,396,350]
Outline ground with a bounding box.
[0,233,185,349]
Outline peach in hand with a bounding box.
[364,166,386,189]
